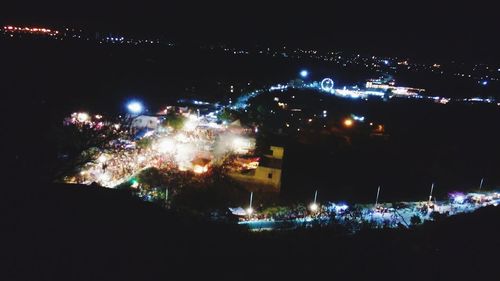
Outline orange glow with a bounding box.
[193,165,208,174]
[343,118,354,127]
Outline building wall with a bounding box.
[228,166,282,191]
[269,146,284,159]
[228,146,284,192]
[255,166,282,188]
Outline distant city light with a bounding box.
[300,70,309,78]
[352,114,365,122]
[481,81,488,86]
[3,25,59,36]
[127,101,143,114]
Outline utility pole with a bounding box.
[246,192,254,216]
[428,183,435,205]
[249,192,253,209]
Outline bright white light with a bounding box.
[98,173,110,183]
[232,137,252,154]
[335,204,349,212]
[127,101,143,114]
[246,207,254,215]
[175,133,189,143]
[309,203,319,212]
[157,138,175,153]
[454,195,465,204]
[175,143,196,166]
[77,112,89,122]
[300,70,309,78]
[183,115,198,131]
[97,154,107,163]
[193,165,208,174]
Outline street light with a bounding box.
[309,190,319,212]
[428,183,435,205]
[374,186,381,210]
[246,192,254,216]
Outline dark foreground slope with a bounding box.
[3,182,499,281]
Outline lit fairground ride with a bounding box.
[320,78,335,93]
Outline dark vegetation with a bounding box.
[4,182,499,280]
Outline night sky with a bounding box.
[2,0,499,61]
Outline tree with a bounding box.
[218,109,239,123]
[162,115,186,131]
[384,89,393,101]
[430,211,448,222]
[410,215,422,226]
[137,168,168,190]
[136,137,153,149]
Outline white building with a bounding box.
[130,115,160,133]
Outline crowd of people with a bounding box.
[63,113,256,189]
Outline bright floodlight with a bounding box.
[309,203,319,212]
[246,207,254,215]
[300,70,309,78]
[127,101,143,114]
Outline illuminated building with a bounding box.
[228,146,284,192]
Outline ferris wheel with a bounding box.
[321,78,334,92]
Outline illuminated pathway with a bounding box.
[233,79,500,109]
[237,191,500,232]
